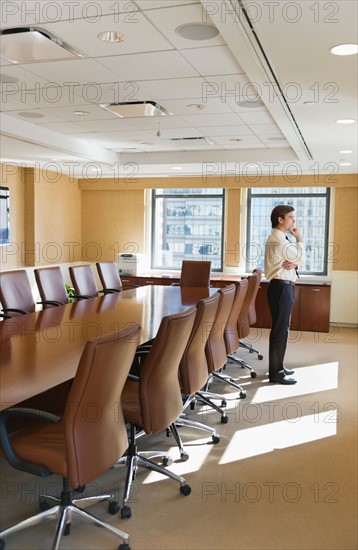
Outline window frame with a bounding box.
[151,188,225,272]
[0,186,10,245]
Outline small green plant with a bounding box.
[65,284,76,302]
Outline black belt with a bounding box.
[269,279,295,286]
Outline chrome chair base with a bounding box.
[114,424,191,518]
[227,353,257,378]
[0,492,130,550]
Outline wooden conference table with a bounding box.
[0,285,217,411]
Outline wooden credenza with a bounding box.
[253,281,331,333]
[121,275,331,333]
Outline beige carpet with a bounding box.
[1,327,357,550]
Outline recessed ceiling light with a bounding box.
[339,150,353,154]
[74,110,90,116]
[187,103,206,110]
[229,138,242,142]
[330,44,358,56]
[175,23,219,41]
[237,100,265,108]
[18,111,44,118]
[339,162,352,166]
[172,166,183,170]
[336,119,356,124]
[97,31,127,43]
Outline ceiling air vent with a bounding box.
[100,101,172,118]
[0,27,83,63]
[171,137,214,145]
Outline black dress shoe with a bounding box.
[269,376,297,385]
[283,367,295,375]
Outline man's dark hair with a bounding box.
[270,205,294,228]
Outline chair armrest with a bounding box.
[0,408,61,477]
[37,300,66,307]
[0,312,11,319]
[2,308,29,315]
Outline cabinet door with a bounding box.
[299,285,330,332]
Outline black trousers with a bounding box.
[267,282,295,379]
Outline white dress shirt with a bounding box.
[264,229,306,282]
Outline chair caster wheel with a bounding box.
[251,371,257,378]
[108,501,120,515]
[39,500,52,512]
[239,391,246,399]
[258,354,263,360]
[162,456,173,466]
[0,538,5,550]
[64,524,71,536]
[190,402,195,410]
[121,506,132,519]
[221,400,227,407]
[180,452,190,461]
[180,484,191,496]
[212,435,220,444]
[118,544,131,550]
[221,416,229,424]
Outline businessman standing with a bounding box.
[264,205,306,384]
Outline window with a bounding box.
[151,188,224,271]
[0,187,10,245]
[246,187,331,275]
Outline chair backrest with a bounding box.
[64,324,141,488]
[138,307,196,434]
[179,292,220,395]
[0,270,36,315]
[249,268,262,325]
[179,260,211,288]
[34,266,68,306]
[205,284,236,373]
[69,265,98,298]
[96,261,122,292]
[237,270,261,338]
[224,279,249,355]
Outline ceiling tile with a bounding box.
[239,111,275,125]
[181,45,244,76]
[139,77,206,100]
[98,50,198,81]
[201,126,254,137]
[21,59,125,86]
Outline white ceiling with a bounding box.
[0,0,357,178]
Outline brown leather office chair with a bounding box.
[174,292,221,459]
[179,260,211,287]
[115,306,196,519]
[224,279,258,378]
[0,269,36,317]
[0,324,141,550]
[34,266,69,308]
[96,261,138,292]
[230,269,263,377]
[205,284,247,398]
[69,264,98,299]
[0,269,56,318]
